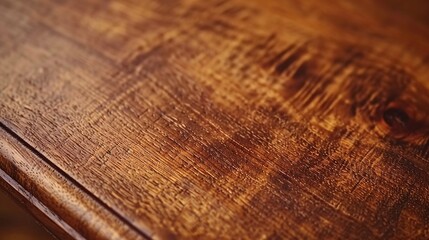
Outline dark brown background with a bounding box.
[0,189,54,240]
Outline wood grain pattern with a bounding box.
[1,0,429,239]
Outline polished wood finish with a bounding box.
[1,0,429,239]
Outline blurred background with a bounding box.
[0,189,55,240]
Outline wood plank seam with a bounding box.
[0,122,150,239]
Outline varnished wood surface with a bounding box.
[1,0,429,239]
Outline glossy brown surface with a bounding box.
[1,0,429,239]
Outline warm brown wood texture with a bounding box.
[1,0,429,239]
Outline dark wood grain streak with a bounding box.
[1,0,429,239]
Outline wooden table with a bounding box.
[1,0,429,239]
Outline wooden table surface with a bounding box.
[1,0,429,239]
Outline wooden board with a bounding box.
[1,0,429,238]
